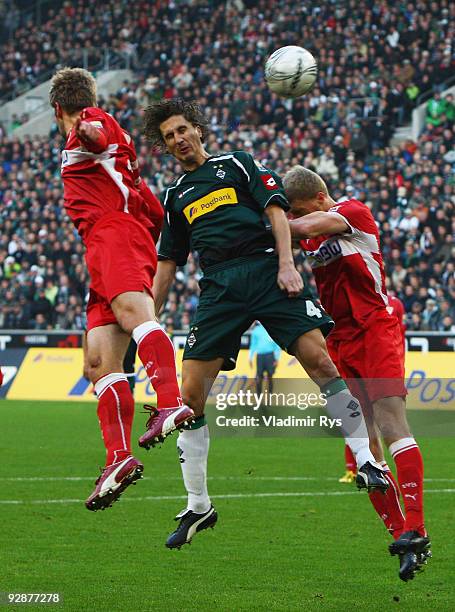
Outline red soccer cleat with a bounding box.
[138,404,195,450]
[85,456,143,511]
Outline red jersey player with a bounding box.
[342,292,407,483]
[49,68,194,511]
[283,166,430,582]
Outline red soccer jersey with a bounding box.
[61,107,163,242]
[387,294,406,343]
[300,199,390,335]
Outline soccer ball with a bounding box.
[265,45,318,98]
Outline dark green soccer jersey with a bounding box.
[158,151,289,270]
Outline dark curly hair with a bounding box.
[143,98,210,149]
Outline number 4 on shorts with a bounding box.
[305,300,322,318]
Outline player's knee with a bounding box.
[182,387,205,417]
[111,293,151,335]
[374,397,410,441]
[113,305,136,335]
[87,352,122,384]
[308,351,338,381]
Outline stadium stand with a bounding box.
[0,0,454,331]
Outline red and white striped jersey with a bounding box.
[61,107,162,242]
[300,199,390,334]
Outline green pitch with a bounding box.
[1,401,454,611]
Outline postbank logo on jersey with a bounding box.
[183,188,238,224]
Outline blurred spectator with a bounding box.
[426,92,447,127]
[0,0,454,123]
[421,299,440,330]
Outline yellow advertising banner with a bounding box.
[6,348,455,410]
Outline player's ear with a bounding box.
[196,125,202,140]
[54,102,63,119]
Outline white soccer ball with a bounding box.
[265,45,318,99]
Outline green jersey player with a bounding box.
[142,98,388,549]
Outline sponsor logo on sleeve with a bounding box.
[261,174,278,190]
[305,238,343,267]
[183,188,238,224]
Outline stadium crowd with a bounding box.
[0,0,454,332]
[1,0,454,112]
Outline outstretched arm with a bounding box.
[289,211,349,239]
[265,204,303,298]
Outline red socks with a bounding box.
[368,463,405,539]
[133,321,182,409]
[344,444,357,473]
[389,437,426,536]
[94,373,134,466]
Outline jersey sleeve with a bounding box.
[78,107,111,153]
[327,200,377,236]
[158,189,191,266]
[233,151,290,211]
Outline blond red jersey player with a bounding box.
[342,293,407,480]
[50,68,194,512]
[284,166,430,582]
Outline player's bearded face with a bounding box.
[161,116,204,164]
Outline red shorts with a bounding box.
[326,312,407,405]
[85,212,157,330]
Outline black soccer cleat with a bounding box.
[166,505,218,550]
[397,551,419,582]
[417,548,433,567]
[389,530,431,582]
[355,461,389,493]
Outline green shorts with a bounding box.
[183,255,334,370]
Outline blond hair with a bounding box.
[283,166,328,201]
[49,67,97,114]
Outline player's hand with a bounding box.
[75,118,98,143]
[249,360,253,369]
[277,264,304,298]
[74,118,107,152]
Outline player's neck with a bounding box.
[323,197,337,210]
[180,150,210,172]
[63,112,81,138]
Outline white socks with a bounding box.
[324,385,377,469]
[132,320,162,345]
[177,424,211,513]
